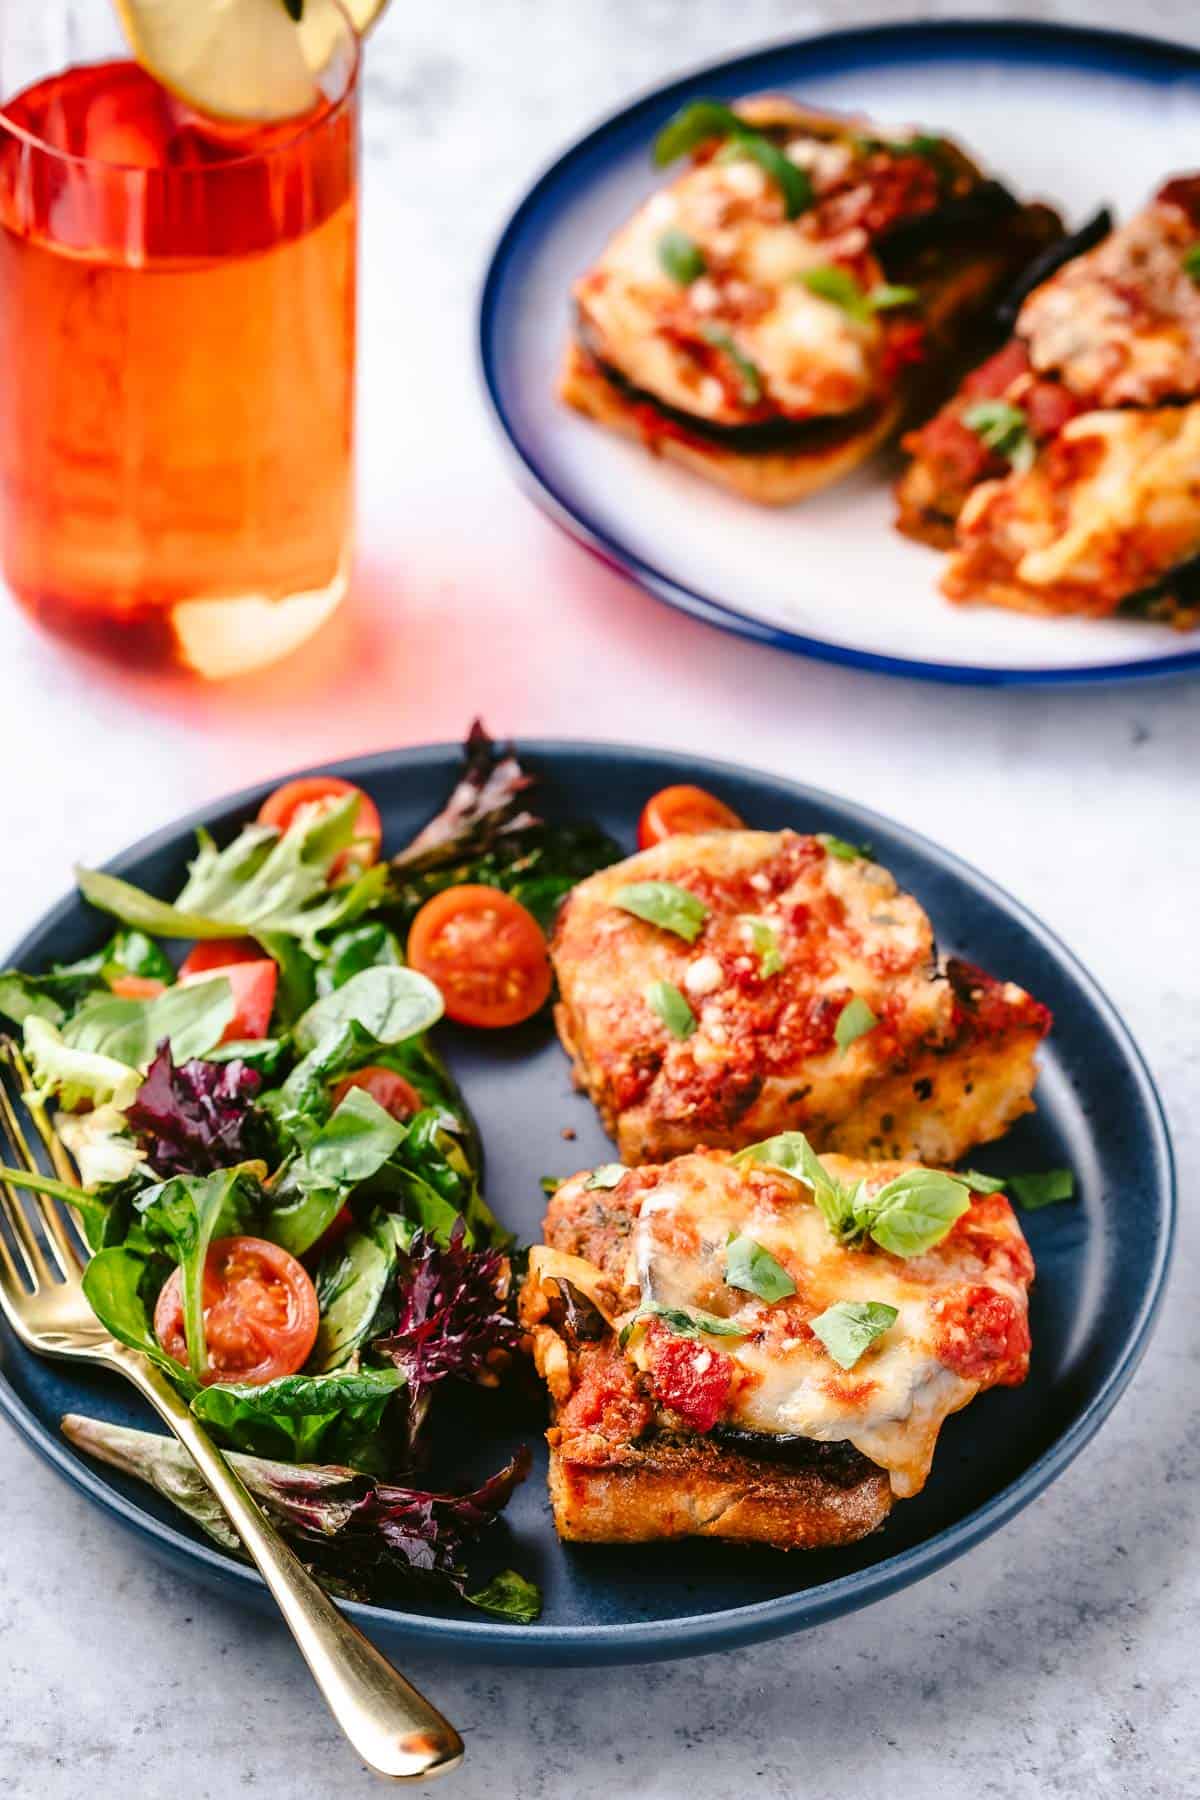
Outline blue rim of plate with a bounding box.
[479,18,1200,689]
[0,739,1176,1663]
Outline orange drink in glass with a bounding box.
[0,3,359,675]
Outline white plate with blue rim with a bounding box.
[479,19,1200,687]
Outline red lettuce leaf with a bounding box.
[125,1039,264,1177]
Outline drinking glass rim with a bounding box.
[0,0,360,174]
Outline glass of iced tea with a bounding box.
[0,2,359,676]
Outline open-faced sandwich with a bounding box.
[896,175,1200,624]
[551,827,1050,1166]
[521,1140,1034,1546]
[560,94,1062,503]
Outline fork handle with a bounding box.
[115,1349,464,1782]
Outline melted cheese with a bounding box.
[618,1153,1029,1497]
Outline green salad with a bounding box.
[0,725,619,1622]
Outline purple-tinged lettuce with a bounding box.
[125,1039,264,1177]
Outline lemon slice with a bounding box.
[114,0,363,123]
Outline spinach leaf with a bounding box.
[62,977,234,1069]
[255,932,318,1026]
[264,1089,408,1257]
[310,1210,414,1372]
[191,1368,403,1466]
[206,1036,291,1079]
[292,967,443,1056]
[0,929,174,1029]
[810,1300,898,1369]
[81,1246,200,1396]
[315,923,404,997]
[613,880,709,943]
[133,1168,259,1379]
[77,793,388,953]
[724,1234,796,1302]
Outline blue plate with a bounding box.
[480,20,1200,687]
[0,742,1174,1664]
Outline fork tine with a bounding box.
[6,1044,85,1277]
[0,1045,78,1283]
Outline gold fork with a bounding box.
[0,1040,464,1783]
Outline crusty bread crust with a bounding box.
[559,339,899,505]
[546,1432,893,1547]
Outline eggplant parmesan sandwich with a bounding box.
[520,1140,1034,1547]
[897,175,1200,624]
[560,94,1062,503]
[551,827,1050,1166]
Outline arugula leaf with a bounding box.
[810,1300,898,1369]
[613,880,709,943]
[724,1234,796,1302]
[697,323,763,404]
[81,1246,200,1396]
[738,915,783,977]
[22,1016,142,1113]
[191,1368,404,1467]
[835,995,878,1051]
[817,833,870,862]
[963,400,1036,473]
[652,96,745,165]
[61,977,234,1069]
[1008,1168,1075,1211]
[584,1164,625,1191]
[292,967,443,1056]
[133,1167,258,1379]
[310,1210,414,1372]
[856,1169,970,1257]
[657,227,707,284]
[646,979,697,1040]
[619,1299,745,1348]
[77,792,388,954]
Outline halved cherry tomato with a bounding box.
[330,1065,423,1120]
[638,784,743,849]
[257,775,382,879]
[109,974,167,1000]
[181,958,278,1042]
[178,938,263,979]
[407,885,551,1029]
[154,1236,319,1386]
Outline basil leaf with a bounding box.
[613,880,709,943]
[724,1234,796,1303]
[817,833,870,862]
[835,996,878,1051]
[697,324,763,405]
[963,400,1036,474]
[1008,1168,1075,1211]
[647,979,696,1040]
[585,1163,625,1191]
[959,1168,1008,1195]
[797,265,871,321]
[856,1170,970,1257]
[810,1300,898,1370]
[730,134,813,219]
[738,916,783,978]
[1183,242,1200,282]
[869,282,920,311]
[62,977,235,1070]
[619,1299,745,1347]
[465,1569,543,1625]
[652,97,744,166]
[733,1131,859,1241]
[293,966,444,1056]
[657,227,706,285]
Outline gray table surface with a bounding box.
[1,2,1197,1795]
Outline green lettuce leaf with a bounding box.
[22,1016,143,1113]
[61,976,234,1069]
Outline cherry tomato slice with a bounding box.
[330,1066,423,1120]
[637,785,743,849]
[181,958,278,1042]
[407,885,551,1029]
[109,974,167,1000]
[154,1236,319,1386]
[178,938,263,979]
[257,776,382,880]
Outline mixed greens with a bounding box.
[0,725,619,1622]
